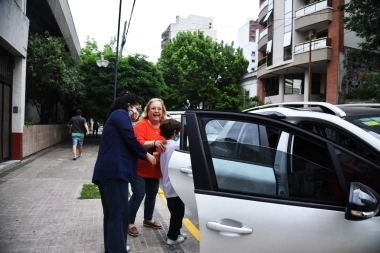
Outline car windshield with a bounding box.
[345,115,380,140]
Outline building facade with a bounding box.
[161,14,217,48]
[0,0,80,162]
[256,0,362,104]
[238,19,260,101]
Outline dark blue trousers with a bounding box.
[98,179,129,253]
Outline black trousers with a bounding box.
[166,196,185,240]
[98,179,129,253]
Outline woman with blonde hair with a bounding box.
[128,98,168,237]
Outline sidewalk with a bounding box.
[0,137,200,253]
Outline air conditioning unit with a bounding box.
[304,29,315,40]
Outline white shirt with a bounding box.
[160,139,179,198]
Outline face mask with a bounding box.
[128,106,139,121]
[174,136,180,142]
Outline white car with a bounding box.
[168,108,380,253]
[167,111,185,122]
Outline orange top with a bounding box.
[134,119,164,178]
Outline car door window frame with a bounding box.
[186,110,380,212]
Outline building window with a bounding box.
[267,40,273,66]
[285,74,304,94]
[317,30,328,39]
[311,73,321,94]
[264,76,279,96]
[284,46,292,61]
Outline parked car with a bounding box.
[167,111,185,122]
[169,109,380,253]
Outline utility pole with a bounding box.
[308,29,314,102]
[113,0,123,101]
[120,21,128,55]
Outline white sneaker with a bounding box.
[179,233,187,239]
[167,236,185,245]
[126,245,130,251]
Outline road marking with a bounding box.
[158,188,200,242]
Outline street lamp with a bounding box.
[96,55,113,77]
[95,0,123,101]
[96,55,109,68]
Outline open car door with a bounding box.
[169,110,380,253]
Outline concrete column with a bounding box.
[11,56,26,160]
[304,69,310,102]
[279,74,285,102]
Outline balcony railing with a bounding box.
[258,57,267,68]
[295,0,331,18]
[259,0,268,13]
[294,37,331,54]
[259,27,268,40]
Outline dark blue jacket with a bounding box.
[92,109,148,184]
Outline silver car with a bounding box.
[169,109,380,253]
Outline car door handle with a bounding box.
[180,167,193,176]
[206,221,253,234]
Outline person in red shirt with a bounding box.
[128,98,168,237]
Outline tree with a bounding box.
[340,0,380,100]
[77,38,166,122]
[340,0,380,54]
[157,31,248,110]
[26,31,83,123]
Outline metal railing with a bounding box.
[295,0,331,18]
[294,37,331,54]
[259,0,268,13]
[259,27,268,40]
[258,57,267,68]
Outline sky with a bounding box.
[68,0,259,62]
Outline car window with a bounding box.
[298,122,378,164]
[345,115,380,138]
[201,118,343,205]
[335,147,380,197]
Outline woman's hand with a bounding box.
[146,153,156,165]
[154,140,167,152]
[153,152,160,161]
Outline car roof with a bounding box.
[244,102,380,118]
[246,106,380,151]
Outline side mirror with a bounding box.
[345,182,380,220]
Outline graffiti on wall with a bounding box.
[340,48,375,95]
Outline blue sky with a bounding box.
[68,0,259,62]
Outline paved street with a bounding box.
[0,137,200,253]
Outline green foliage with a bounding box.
[239,96,264,111]
[24,121,35,126]
[157,31,248,110]
[340,0,380,54]
[79,184,100,199]
[339,0,380,101]
[78,38,166,121]
[345,72,380,101]
[26,31,83,124]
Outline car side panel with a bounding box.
[196,194,380,253]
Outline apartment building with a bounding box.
[256,0,362,104]
[0,0,80,162]
[238,19,260,102]
[161,14,217,48]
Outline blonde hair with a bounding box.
[140,98,167,122]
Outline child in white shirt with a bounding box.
[159,119,187,245]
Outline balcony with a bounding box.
[258,0,268,23]
[257,38,331,79]
[295,0,332,32]
[258,27,268,51]
[294,37,332,65]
